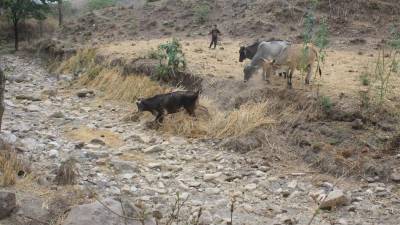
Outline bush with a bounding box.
[360,72,370,86]
[154,38,186,80]
[193,3,210,24]
[87,0,116,10]
[319,95,332,113]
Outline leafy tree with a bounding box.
[3,0,51,50]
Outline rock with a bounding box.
[16,94,41,101]
[110,159,139,173]
[390,171,400,182]
[17,196,50,222]
[0,132,18,146]
[351,119,364,130]
[287,180,297,189]
[0,191,16,219]
[244,183,257,191]
[63,198,149,225]
[319,190,349,210]
[26,104,41,112]
[143,145,165,154]
[77,89,95,98]
[168,136,187,145]
[203,172,222,181]
[49,112,65,118]
[205,187,221,195]
[48,149,59,158]
[90,138,106,146]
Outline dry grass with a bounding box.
[82,68,167,102]
[0,147,24,186]
[64,126,124,148]
[55,158,78,186]
[159,97,274,139]
[57,48,97,74]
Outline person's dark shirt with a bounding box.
[210,28,221,38]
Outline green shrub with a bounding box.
[193,3,210,24]
[87,0,116,10]
[153,38,186,80]
[360,73,370,86]
[319,95,332,113]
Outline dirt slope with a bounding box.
[58,0,400,45]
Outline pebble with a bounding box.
[48,149,59,158]
[203,172,222,181]
[244,183,257,191]
[143,145,165,154]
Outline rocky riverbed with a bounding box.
[0,54,399,225]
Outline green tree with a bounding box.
[3,0,51,50]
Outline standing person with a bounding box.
[209,24,221,49]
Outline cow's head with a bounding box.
[239,46,247,62]
[243,65,256,82]
[136,98,145,111]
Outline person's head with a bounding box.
[213,24,217,28]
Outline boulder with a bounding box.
[319,190,349,210]
[63,198,152,225]
[0,191,16,219]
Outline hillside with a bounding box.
[58,0,400,45]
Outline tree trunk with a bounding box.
[13,20,19,51]
[58,0,63,27]
[0,67,5,131]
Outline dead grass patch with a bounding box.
[64,126,124,148]
[158,98,274,139]
[0,145,26,186]
[81,68,167,102]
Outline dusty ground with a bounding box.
[97,37,400,98]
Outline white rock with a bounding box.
[203,172,222,181]
[48,149,59,158]
[169,136,187,145]
[319,190,349,209]
[143,145,165,154]
[244,183,257,191]
[288,180,298,189]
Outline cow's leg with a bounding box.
[305,64,312,85]
[185,104,196,117]
[154,110,164,123]
[287,70,293,88]
[264,66,272,83]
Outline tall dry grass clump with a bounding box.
[0,147,24,186]
[159,98,274,139]
[83,69,168,102]
[57,48,97,74]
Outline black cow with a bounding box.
[136,91,199,123]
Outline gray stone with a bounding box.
[351,119,364,130]
[203,172,222,181]
[63,198,150,225]
[26,104,41,112]
[90,138,106,146]
[110,159,139,173]
[77,89,95,98]
[244,183,257,191]
[17,196,49,222]
[391,171,400,182]
[16,94,41,101]
[48,149,59,158]
[143,145,165,154]
[49,112,65,118]
[319,190,349,209]
[0,191,16,219]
